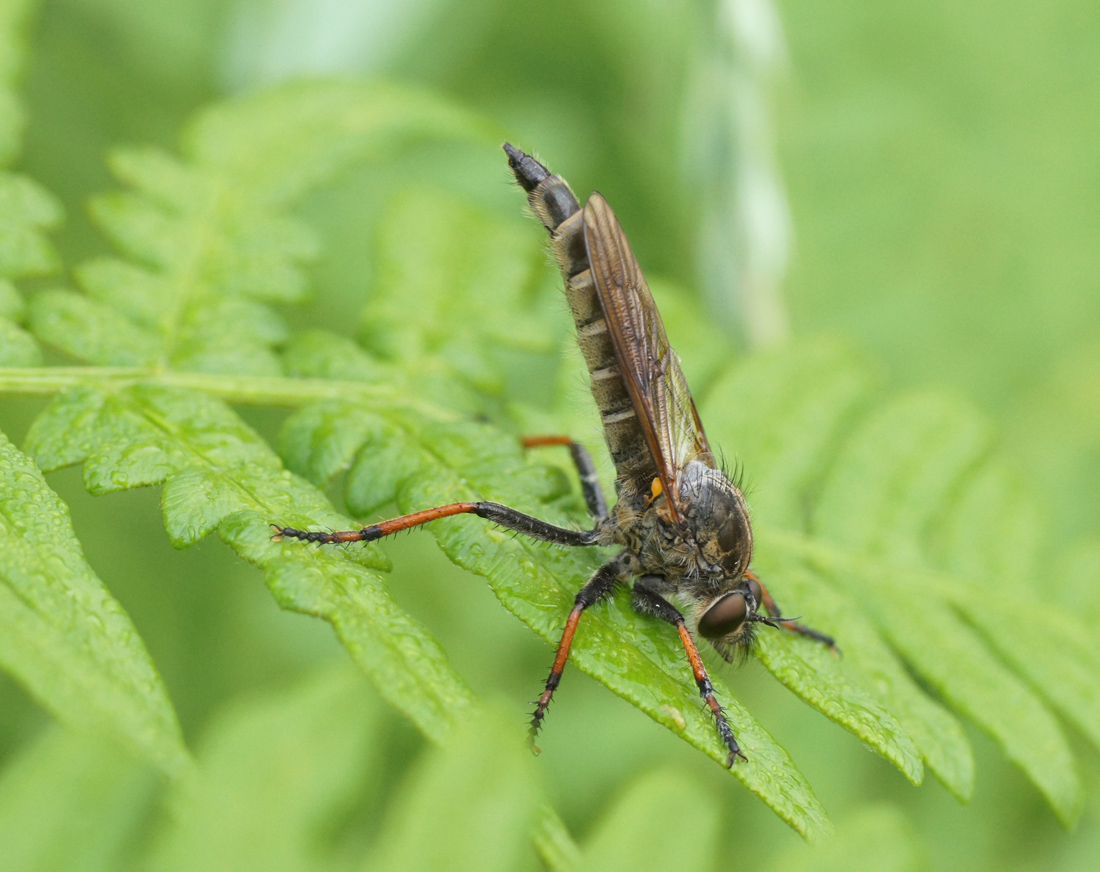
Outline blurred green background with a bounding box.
[2,0,1099,869]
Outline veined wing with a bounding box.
[582,193,716,523]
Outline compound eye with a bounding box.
[698,593,749,640]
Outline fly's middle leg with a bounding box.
[521,435,608,521]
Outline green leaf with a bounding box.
[767,804,927,872]
[361,705,540,872]
[950,592,1100,780]
[26,146,314,373]
[281,328,389,383]
[0,172,61,277]
[29,80,492,377]
[22,381,581,871]
[811,395,1081,824]
[703,340,1089,824]
[0,428,188,776]
[0,0,35,167]
[0,280,38,369]
[0,0,62,367]
[810,392,995,567]
[576,768,720,872]
[23,383,481,744]
[756,542,972,802]
[311,409,832,841]
[814,546,1079,825]
[146,663,378,872]
[0,312,40,366]
[183,79,496,206]
[751,606,924,787]
[27,287,162,367]
[362,187,555,396]
[279,398,401,492]
[0,726,155,872]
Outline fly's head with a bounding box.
[679,460,760,661]
[694,573,763,662]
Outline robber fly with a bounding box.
[273,144,835,764]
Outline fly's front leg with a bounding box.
[744,570,839,653]
[632,576,745,765]
[531,554,628,746]
[272,501,599,548]
[521,435,608,521]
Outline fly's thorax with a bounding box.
[609,478,694,577]
[677,460,753,579]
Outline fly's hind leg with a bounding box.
[521,435,608,521]
[632,576,745,765]
[273,502,599,548]
[530,554,628,746]
[745,570,839,653]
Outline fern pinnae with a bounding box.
[713,344,1088,824]
[23,383,486,730]
[0,428,189,777]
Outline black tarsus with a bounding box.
[503,142,550,192]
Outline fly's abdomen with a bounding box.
[504,144,641,473]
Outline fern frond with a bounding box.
[573,769,720,871]
[279,402,833,840]
[21,379,579,864]
[23,383,481,737]
[0,279,38,365]
[359,706,540,872]
[279,334,1093,830]
[0,0,62,365]
[6,76,1094,842]
[0,428,188,776]
[361,188,557,401]
[704,339,1093,825]
[144,664,381,871]
[26,81,492,376]
[0,0,34,165]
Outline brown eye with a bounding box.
[698,593,749,640]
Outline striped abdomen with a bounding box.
[504,144,648,480]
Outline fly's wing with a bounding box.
[582,193,716,523]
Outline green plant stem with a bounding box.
[0,366,447,415]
